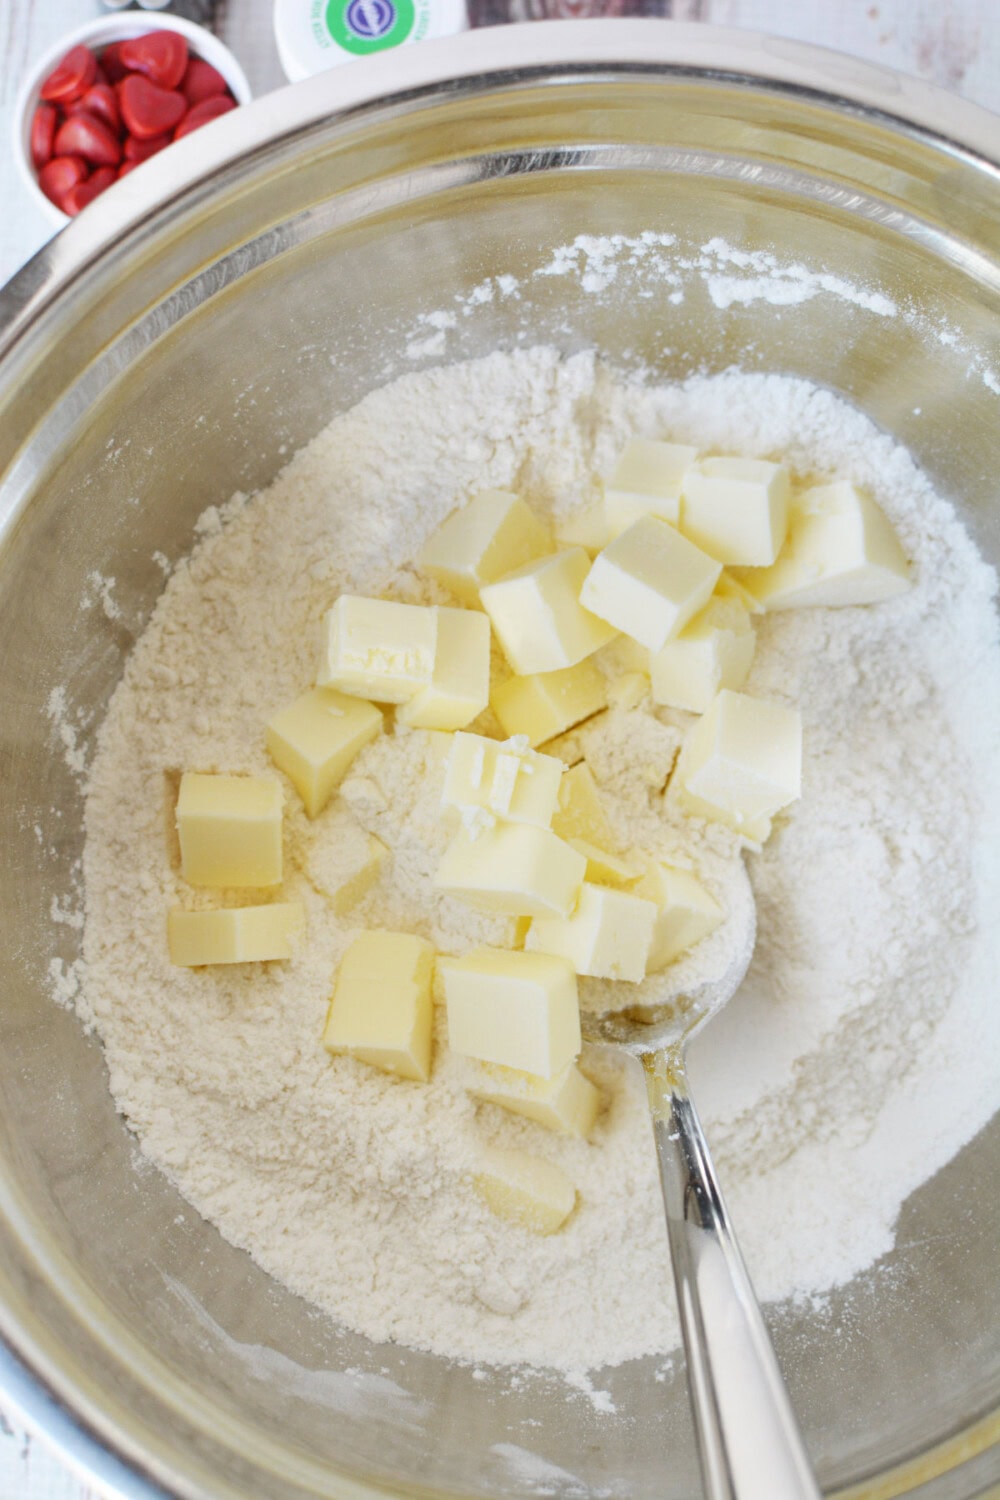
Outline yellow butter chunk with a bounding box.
[474,1148,576,1234]
[318,595,437,704]
[471,1061,602,1138]
[555,501,610,556]
[649,596,756,714]
[580,515,721,652]
[442,732,563,828]
[674,689,802,837]
[567,839,641,889]
[551,762,615,849]
[418,489,552,604]
[633,862,722,971]
[480,548,617,674]
[397,607,490,731]
[435,822,586,918]
[323,929,434,1082]
[266,687,381,818]
[176,772,283,888]
[441,947,581,1077]
[492,660,607,748]
[737,481,910,610]
[305,808,387,914]
[168,903,304,966]
[680,457,791,566]
[604,439,699,537]
[527,882,656,982]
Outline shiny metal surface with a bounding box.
[0,20,999,1500]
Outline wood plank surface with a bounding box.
[0,0,995,1494]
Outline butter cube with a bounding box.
[306,808,387,914]
[527,883,656,982]
[323,929,434,1082]
[555,501,610,556]
[419,490,552,604]
[633,862,722,971]
[318,596,437,704]
[581,515,721,652]
[176,773,283,888]
[649,596,756,714]
[472,1061,601,1137]
[441,947,580,1077]
[442,732,563,828]
[604,439,699,537]
[568,839,641,889]
[435,823,586,918]
[492,661,607,748]
[680,457,790,566]
[480,548,617,674]
[716,569,765,615]
[474,1148,576,1234]
[397,607,490,731]
[168,903,303,966]
[266,687,381,818]
[673,689,802,835]
[737,481,910,609]
[551,762,615,849]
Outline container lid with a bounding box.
[274,0,468,81]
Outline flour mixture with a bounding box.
[79,349,1000,1372]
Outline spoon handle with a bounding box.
[643,1051,822,1500]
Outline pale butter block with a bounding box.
[737,481,910,609]
[419,490,552,604]
[442,732,563,827]
[435,822,586,918]
[633,862,722,971]
[441,947,580,1077]
[471,1062,602,1138]
[492,661,607,748]
[649,596,756,714]
[480,548,617,674]
[397,607,490,731]
[680,458,790,566]
[604,439,700,537]
[474,1148,576,1234]
[580,515,721,652]
[176,773,283,888]
[318,595,437,704]
[527,882,656,982]
[555,501,610,556]
[551,762,615,849]
[568,839,641,890]
[323,929,434,1082]
[674,689,802,835]
[306,809,387,914]
[266,687,382,818]
[168,903,303,966]
[716,569,765,615]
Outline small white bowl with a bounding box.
[14,13,252,227]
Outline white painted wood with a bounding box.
[0,1,993,1495]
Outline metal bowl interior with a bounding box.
[0,21,998,1500]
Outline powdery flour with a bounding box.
[79,349,1000,1372]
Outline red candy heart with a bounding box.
[120,31,188,91]
[62,166,116,217]
[37,155,88,207]
[181,58,228,106]
[39,44,97,105]
[54,112,122,169]
[100,43,129,85]
[119,74,186,139]
[173,94,236,140]
[30,103,58,170]
[123,131,171,163]
[74,83,120,134]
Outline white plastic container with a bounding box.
[273,0,468,82]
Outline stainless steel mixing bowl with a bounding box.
[1,20,998,1499]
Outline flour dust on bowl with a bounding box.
[0,20,999,1500]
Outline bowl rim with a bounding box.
[13,11,253,230]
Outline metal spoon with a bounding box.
[581,862,821,1500]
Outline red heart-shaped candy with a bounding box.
[120,31,188,91]
[119,75,186,140]
[54,112,122,169]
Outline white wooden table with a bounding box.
[0,0,996,1493]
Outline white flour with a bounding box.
[79,348,1000,1373]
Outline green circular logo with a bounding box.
[325,0,415,53]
